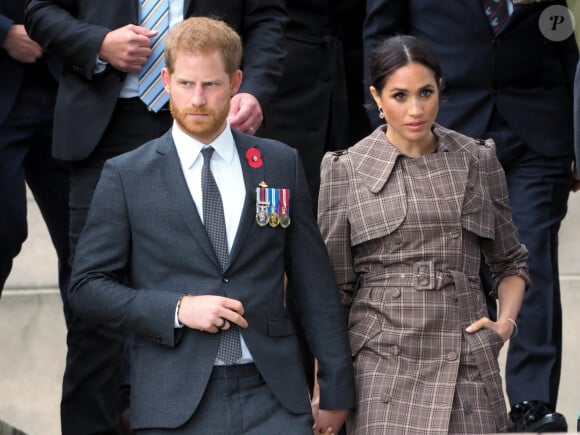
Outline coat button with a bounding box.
[391,346,401,356]
[391,288,401,298]
[222,276,230,283]
[447,351,458,361]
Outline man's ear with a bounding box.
[230,69,243,96]
[161,67,171,92]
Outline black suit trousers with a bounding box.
[482,110,570,408]
[0,73,70,304]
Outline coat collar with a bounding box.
[351,123,454,194]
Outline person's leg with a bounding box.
[0,82,41,293]
[503,149,569,408]
[22,85,71,320]
[137,364,313,435]
[482,110,569,431]
[0,140,27,293]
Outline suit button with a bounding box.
[222,276,230,283]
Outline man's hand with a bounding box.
[314,409,349,435]
[2,24,43,63]
[98,24,157,73]
[228,93,263,135]
[177,295,248,332]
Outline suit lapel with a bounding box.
[156,132,219,267]
[228,131,265,264]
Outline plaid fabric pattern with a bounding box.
[318,124,529,433]
[201,147,242,364]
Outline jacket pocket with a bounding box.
[267,318,295,337]
[348,314,380,358]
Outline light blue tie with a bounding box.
[139,0,170,112]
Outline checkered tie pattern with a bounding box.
[482,0,509,35]
[139,0,170,112]
[201,147,242,364]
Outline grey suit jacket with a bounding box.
[68,128,355,430]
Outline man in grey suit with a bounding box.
[68,17,355,434]
[24,1,287,433]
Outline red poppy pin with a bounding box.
[246,147,263,169]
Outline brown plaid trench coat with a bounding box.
[318,124,530,434]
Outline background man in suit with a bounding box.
[363,1,578,431]
[24,1,287,433]
[68,16,355,434]
[0,1,69,306]
[257,0,370,204]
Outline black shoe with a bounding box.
[508,400,567,432]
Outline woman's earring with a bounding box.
[378,107,385,119]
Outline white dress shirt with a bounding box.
[172,120,254,364]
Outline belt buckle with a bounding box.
[413,261,435,290]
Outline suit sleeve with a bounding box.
[237,0,287,107]
[479,141,531,294]
[284,149,356,410]
[68,160,182,347]
[0,14,15,47]
[318,152,357,310]
[363,0,407,127]
[24,0,110,79]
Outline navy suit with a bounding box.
[68,128,355,431]
[364,0,578,410]
[0,0,69,301]
[23,1,287,433]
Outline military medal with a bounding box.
[255,186,269,227]
[268,188,280,227]
[279,188,291,228]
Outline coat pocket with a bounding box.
[267,318,295,337]
[348,313,380,358]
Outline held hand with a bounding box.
[313,409,348,435]
[178,295,248,332]
[98,24,157,73]
[465,316,514,342]
[2,25,43,63]
[227,93,263,135]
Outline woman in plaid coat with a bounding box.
[317,36,529,434]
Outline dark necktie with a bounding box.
[201,147,242,364]
[482,0,509,35]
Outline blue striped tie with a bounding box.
[139,0,170,112]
